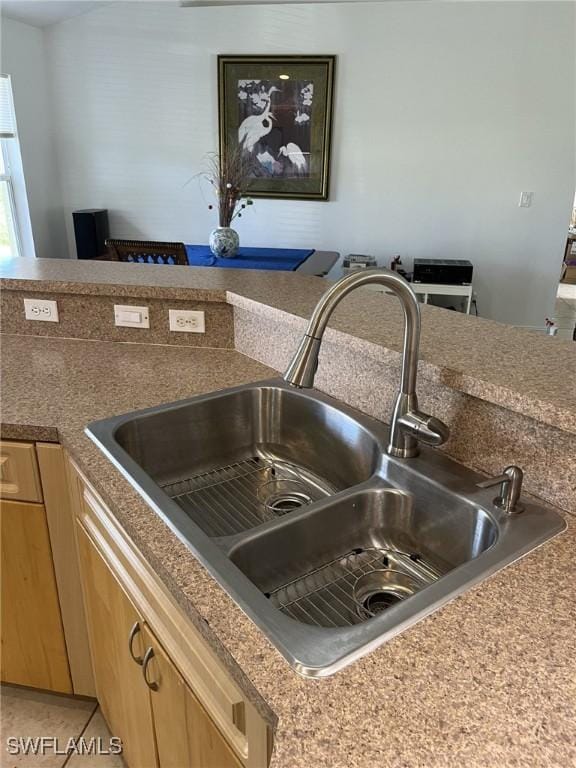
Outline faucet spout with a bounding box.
[283,268,449,458]
[283,335,322,389]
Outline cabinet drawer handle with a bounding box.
[128,622,143,665]
[142,647,158,691]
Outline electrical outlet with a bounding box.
[168,309,206,333]
[114,305,150,328]
[24,298,59,322]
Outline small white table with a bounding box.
[363,280,474,314]
[411,282,474,314]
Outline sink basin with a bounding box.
[229,485,496,628]
[113,385,381,538]
[87,379,566,676]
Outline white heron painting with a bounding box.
[237,79,313,178]
[218,56,335,200]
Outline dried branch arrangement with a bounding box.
[204,146,254,227]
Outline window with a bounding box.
[0,143,21,259]
[1,74,34,260]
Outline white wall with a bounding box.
[1,17,69,259]
[23,2,576,324]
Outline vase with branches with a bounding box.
[204,146,254,258]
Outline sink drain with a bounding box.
[268,492,311,514]
[258,479,313,516]
[362,591,402,614]
[353,569,419,618]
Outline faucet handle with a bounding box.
[397,410,450,447]
[477,465,524,515]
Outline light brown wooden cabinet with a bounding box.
[142,624,242,768]
[0,498,72,692]
[71,460,271,768]
[76,524,157,768]
[77,522,247,768]
[0,440,95,696]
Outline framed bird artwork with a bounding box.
[218,55,336,200]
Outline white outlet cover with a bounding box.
[114,304,150,328]
[168,309,206,333]
[24,298,59,322]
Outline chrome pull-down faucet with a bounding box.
[284,268,449,458]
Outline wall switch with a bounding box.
[168,309,205,333]
[114,304,150,328]
[24,298,59,322]
[519,191,533,208]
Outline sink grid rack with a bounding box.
[268,547,441,628]
[160,456,332,537]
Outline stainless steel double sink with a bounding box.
[87,380,565,677]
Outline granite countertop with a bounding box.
[1,258,575,434]
[1,332,575,768]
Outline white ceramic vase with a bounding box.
[209,227,239,258]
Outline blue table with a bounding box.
[185,245,314,272]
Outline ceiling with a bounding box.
[0,1,111,28]
[1,0,529,27]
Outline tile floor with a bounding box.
[1,686,124,768]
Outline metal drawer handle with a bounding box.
[142,647,158,691]
[128,622,143,665]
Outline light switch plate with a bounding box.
[168,309,206,333]
[114,304,150,328]
[24,298,59,322]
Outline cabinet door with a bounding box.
[76,524,157,768]
[0,499,72,692]
[142,625,242,768]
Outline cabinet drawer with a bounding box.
[0,441,42,503]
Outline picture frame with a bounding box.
[218,55,336,201]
